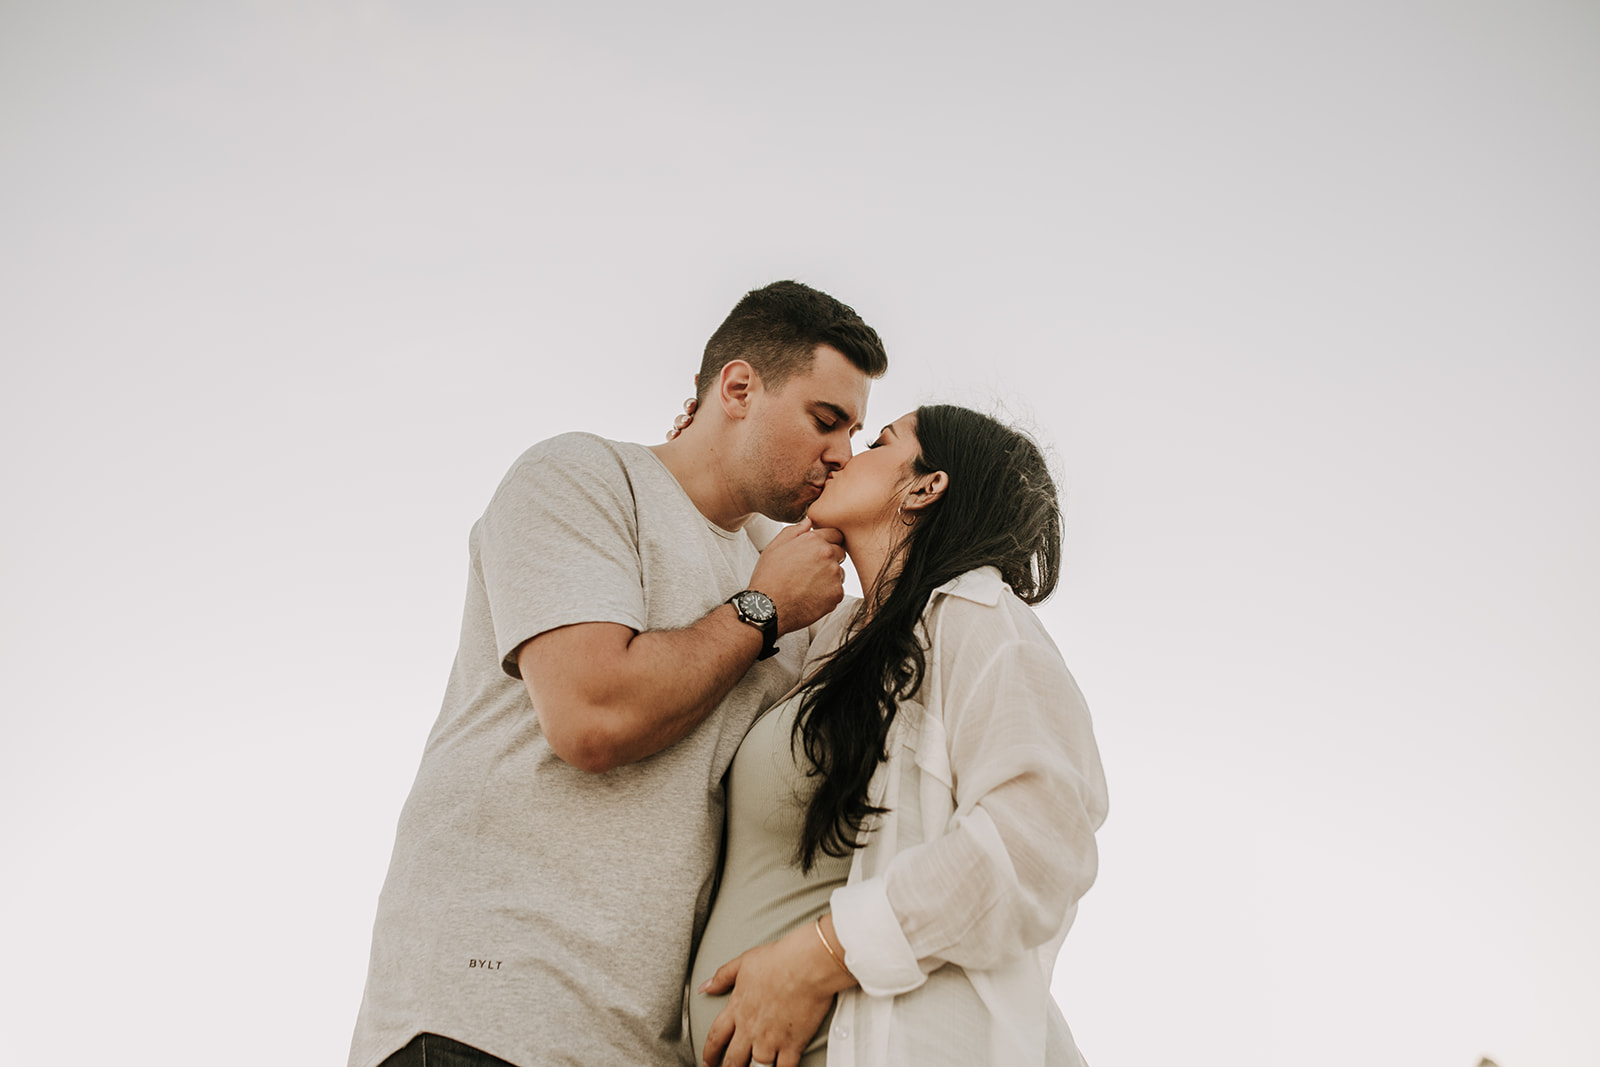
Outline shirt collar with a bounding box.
[930,565,1006,606]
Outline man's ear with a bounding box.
[902,470,949,514]
[717,360,756,420]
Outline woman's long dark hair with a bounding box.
[791,404,1062,871]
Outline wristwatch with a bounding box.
[726,590,780,660]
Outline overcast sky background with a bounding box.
[2,2,1596,1065]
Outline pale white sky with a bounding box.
[2,2,1596,1065]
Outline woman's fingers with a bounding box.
[721,1031,755,1067]
[701,1009,734,1067]
[699,929,837,1066]
[698,952,743,996]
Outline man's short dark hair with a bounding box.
[697,280,888,400]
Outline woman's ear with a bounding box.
[902,470,948,515]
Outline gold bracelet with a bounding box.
[814,916,851,976]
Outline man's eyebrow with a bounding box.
[813,401,862,433]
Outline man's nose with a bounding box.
[823,437,853,471]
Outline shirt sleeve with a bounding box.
[830,597,1109,996]
[477,435,647,678]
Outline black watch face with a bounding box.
[734,590,776,624]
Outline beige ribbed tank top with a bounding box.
[687,691,851,1066]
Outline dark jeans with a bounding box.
[377,1033,519,1067]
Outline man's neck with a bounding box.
[647,434,754,532]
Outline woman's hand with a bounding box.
[699,918,856,1067]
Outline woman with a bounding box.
[687,405,1109,1067]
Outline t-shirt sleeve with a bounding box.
[477,436,647,679]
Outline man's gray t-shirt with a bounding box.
[348,433,807,1067]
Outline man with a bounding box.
[349,281,888,1067]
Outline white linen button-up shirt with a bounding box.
[826,567,1109,1066]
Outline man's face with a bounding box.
[741,344,872,523]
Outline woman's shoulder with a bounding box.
[920,571,1084,730]
[926,567,1053,647]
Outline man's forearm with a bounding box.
[522,522,847,772]
[518,604,767,773]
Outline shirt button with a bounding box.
[833,1026,848,1039]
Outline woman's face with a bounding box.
[807,411,921,537]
